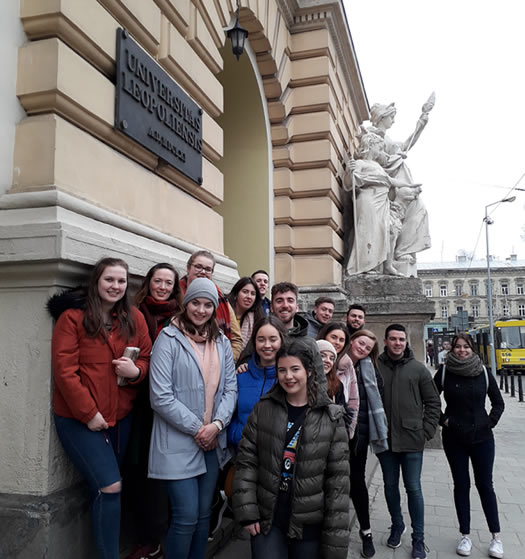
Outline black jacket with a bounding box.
[433,365,504,444]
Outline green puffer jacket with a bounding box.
[233,346,350,559]
[377,348,441,452]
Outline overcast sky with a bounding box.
[343,0,525,263]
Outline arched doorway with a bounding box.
[216,40,272,279]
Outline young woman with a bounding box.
[228,315,288,452]
[233,338,350,559]
[124,263,183,559]
[317,322,359,439]
[347,329,387,559]
[433,333,505,559]
[148,277,237,559]
[228,277,264,350]
[135,262,183,340]
[51,257,152,559]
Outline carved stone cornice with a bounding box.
[277,0,369,123]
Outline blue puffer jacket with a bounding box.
[228,354,277,451]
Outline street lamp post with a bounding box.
[484,196,516,376]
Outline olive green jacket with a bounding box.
[233,343,350,559]
[377,348,440,452]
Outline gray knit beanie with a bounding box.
[183,277,219,309]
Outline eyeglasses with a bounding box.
[192,263,214,275]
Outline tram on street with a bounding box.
[469,319,525,374]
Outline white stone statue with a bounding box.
[344,132,422,275]
[345,95,434,276]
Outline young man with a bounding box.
[180,250,243,360]
[251,269,271,315]
[346,304,366,335]
[376,324,441,559]
[270,282,309,336]
[304,296,335,338]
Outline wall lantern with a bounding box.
[227,1,248,60]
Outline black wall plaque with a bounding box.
[115,28,203,184]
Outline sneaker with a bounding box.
[387,524,406,548]
[359,531,375,558]
[124,544,163,559]
[456,536,472,556]
[489,538,504,559]
[412,538,428,559]
[208,489,228,541]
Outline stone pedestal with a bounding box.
[344,275,435,362]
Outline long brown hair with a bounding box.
[134,263,182,307]
[228,277,264,326]
[83,257,136,341]
[174,299,220,340]
[349,329,379,367]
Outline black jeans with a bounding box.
[350,437,370,531]
[251,523,320,559]
[442,431,500,534]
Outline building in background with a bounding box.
[418,254,525,338]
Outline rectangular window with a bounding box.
[503,304,510,316]
[455,285,462,297]
[501,283,509,295]
[456,306,464,314]
[472,304,480,318]
[517,284,524,295]
[425,286,432,297]
[470,284,478,296]
[441,305,448,318]
[440,285,447,297]
[519,304,525,317]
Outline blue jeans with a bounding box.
[378,450,424,540]
[442,432,500,534]
[251,523,320,559]
[54,413,132,559]
[165,450,219,559]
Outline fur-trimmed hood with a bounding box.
[46,286,87,320]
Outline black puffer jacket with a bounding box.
[233,341,350,559]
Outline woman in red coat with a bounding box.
[51,257,152,559]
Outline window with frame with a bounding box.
[455,284,462,297]
[424,285,432,297]
[519,304,525,317]
[503,304,510,316]
[501,283,509,295]
[440,284,448,297]
[517,284,524,295]
[472,304,480,318]
[441,305,448,318]
[470,283,478,296]
[456,306,464,314]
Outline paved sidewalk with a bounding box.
[213,389,524,558]
[349,389,524,559]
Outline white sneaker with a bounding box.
[489,538,504,558]
[456,536,472,556]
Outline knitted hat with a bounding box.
[316,339,338,359]
[183,277,219,309]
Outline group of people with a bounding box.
[48,252,506,559]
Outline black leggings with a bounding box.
[350,437,370,531]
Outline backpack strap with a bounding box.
[441,364,446,388]
[482,365,489,394]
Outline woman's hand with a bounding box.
[112,356,140,379]
[194,423,220,450]
[236,363,249,374]
[244,522,261,536]
[87,412,109,431]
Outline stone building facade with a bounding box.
[418,254,525,328]
[0,1,368,556]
